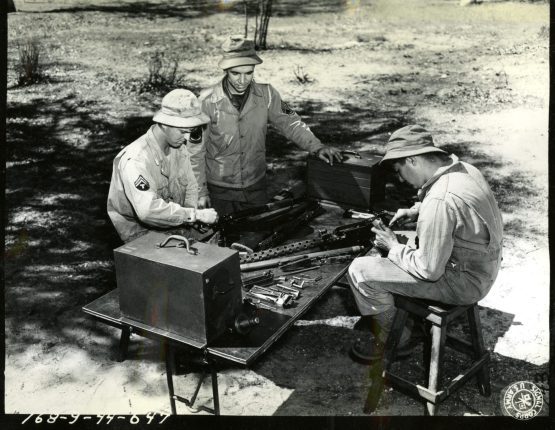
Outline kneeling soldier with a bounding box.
[107,89,218,243]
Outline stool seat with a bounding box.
[381,295,491,415]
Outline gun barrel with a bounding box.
[240,245,366,272]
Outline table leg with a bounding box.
[117,326,131,362]
[210,362,220,415]
[165,344,177,415]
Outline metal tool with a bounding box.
[244,297,277,311]
[246,291,292,308]
[281,265,320,276]
[241,271,274,291]
[273,284,301,299]
[291,280,305,289]
[251,285,299,301]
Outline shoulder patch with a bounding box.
[134,175,150,191]
[281,100,295,116]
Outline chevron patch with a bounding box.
[134,175,150,191]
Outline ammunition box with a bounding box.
[114,232,242,346]
[307,152,385,209]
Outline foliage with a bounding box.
[15,40,45,86]
[139,51,182,94]
[293,65,312,84]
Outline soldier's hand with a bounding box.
[197,196,211,209]
[371,223,399,252]
[389,208,418,227]
[316,147,343,166]
[197,208,219,224]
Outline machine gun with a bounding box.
[239,211,391,264]
[240,245,366,272]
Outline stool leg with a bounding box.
[467,306,491,396]
[422,321,432,380]
[425,324,446,416]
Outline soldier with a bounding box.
[107,89,218,243]
[347,125,503,363]
[189,35,343,215]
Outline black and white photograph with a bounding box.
[4,0,550,425]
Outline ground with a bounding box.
[4,0,550,420]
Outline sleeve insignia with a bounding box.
[134,175,150,191]
[281,100,295,116]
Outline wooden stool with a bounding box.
[383,295,491,415]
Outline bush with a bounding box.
[15,40,45,86]
[139,51,182,94]
[293,65,312,84]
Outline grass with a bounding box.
[15,40,46,86]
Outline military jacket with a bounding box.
[190,80,324,192]
[107,126,198,242]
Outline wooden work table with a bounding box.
[82,202,369,414]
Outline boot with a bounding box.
[351,309,414,364]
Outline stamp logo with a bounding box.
[501,381,544,420]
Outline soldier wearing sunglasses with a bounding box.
[107,89,219,243]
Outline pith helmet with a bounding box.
[152,89,210,128]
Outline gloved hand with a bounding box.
[196,208,218,224]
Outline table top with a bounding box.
[82,203,370,366]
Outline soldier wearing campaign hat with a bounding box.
[346,124,503,364]
[107,89,218,243]
[187,36,343,215]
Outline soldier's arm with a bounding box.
[120,158,197,227]
[266,84,324,154]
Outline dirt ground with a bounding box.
[5,0,550,421]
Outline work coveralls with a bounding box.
[190,80,324,214]
[348,155,504,314]
[107,126,198,243]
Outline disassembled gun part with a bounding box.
[246,291,292,308]
[273,284,301,299]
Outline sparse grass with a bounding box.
[139,51,182,94]
[293,65,312,84]
[15,40,46,86]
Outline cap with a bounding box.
[380,124,447,164]
[152,89,210,128]
[218,35,263,70]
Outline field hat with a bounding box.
[218,35,263,70]
[380,124,447,164]
[152,89,209,128]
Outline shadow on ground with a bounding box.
[5,72,542,404]
[249,287,548,416]
[15,0,357,18]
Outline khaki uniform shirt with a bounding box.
[189,80,324,194]
[107,126,198,242]
[388,155,503,301]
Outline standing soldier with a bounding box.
[107,89,218,243]
[189,35,343,215]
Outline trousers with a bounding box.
[347,256,486,316]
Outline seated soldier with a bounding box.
[107,89,218,243]
[347,124,503,363]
